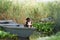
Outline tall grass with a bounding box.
[0,0,60,24]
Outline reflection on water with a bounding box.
[30,31,40,40]
[30,31,50,40]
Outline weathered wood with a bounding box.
[0,20,35,40]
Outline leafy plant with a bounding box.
[0,31,17,39]
[0,26,17,39]
[33,22,55,36]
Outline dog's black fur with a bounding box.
[24,18,32,27]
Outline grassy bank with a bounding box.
[30,32,60,40]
